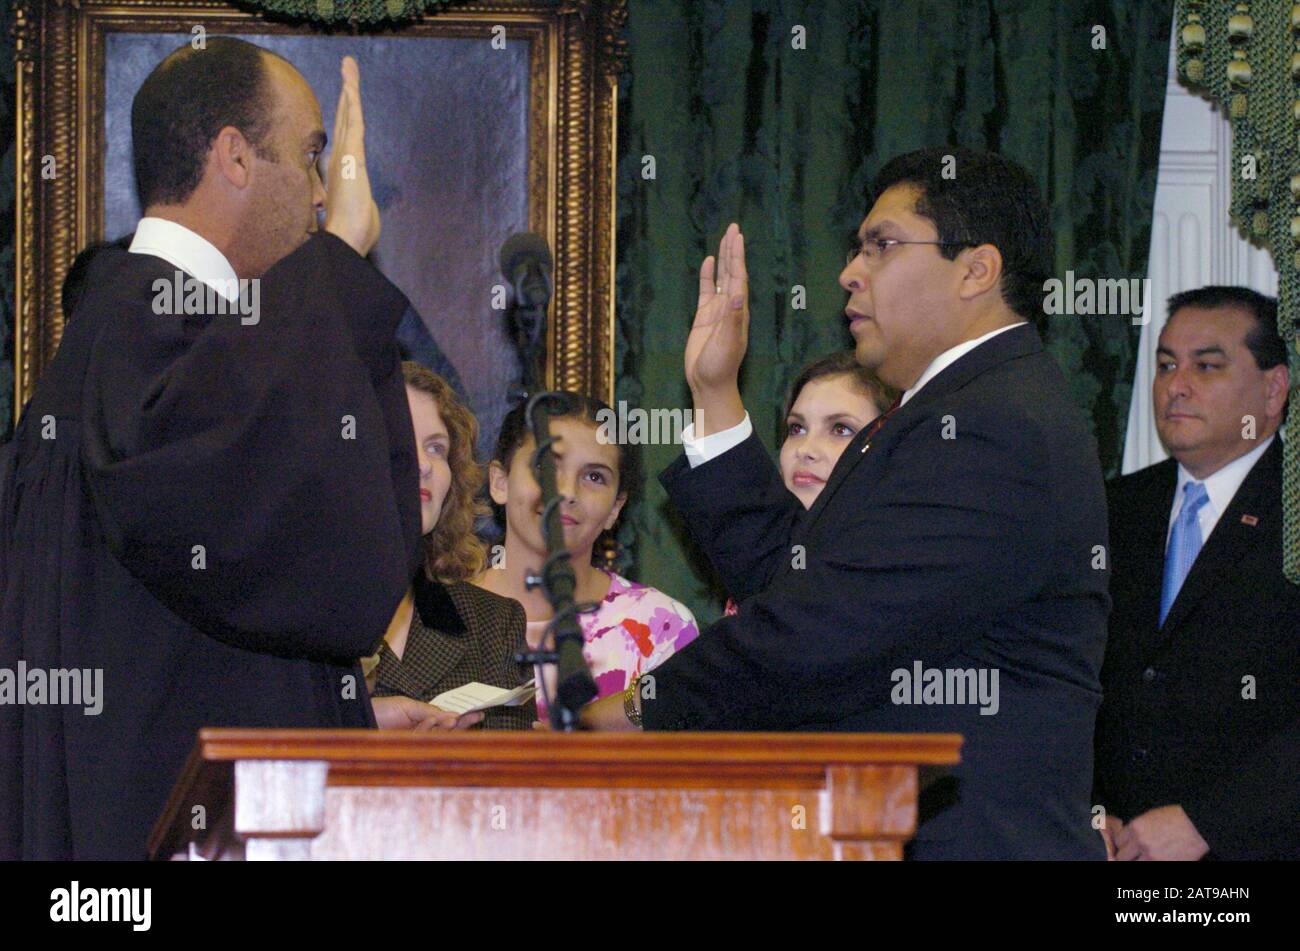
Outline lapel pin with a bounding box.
[1241,514,1259,526]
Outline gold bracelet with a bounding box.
[623,674,643,727]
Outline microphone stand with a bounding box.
[513,391,599,730]
[510,299,546,395]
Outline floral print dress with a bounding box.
[535,570,699,717]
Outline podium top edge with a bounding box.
[190,728,963,766]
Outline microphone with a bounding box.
[499,232,553,309]
[499,233,553,394]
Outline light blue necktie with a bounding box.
[1159,481,1210,626]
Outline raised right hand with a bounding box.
[323,56,381,257]
[684,223,749,397]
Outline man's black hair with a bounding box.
[131,36,279,209]
[871,147,1053,321]
[1165,285,1288,371]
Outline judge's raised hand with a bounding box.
[684,223,749,435]
[323,56,381,257]
[372,695,484,731]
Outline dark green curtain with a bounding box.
[614,0,1173,624]
[0,2,1172,617]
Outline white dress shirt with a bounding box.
[1167,434,1275,549]
[129,216,240,303]
[682,322,1027,468]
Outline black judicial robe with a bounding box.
[0,232,423,859]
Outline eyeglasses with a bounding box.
[846,237,969,266]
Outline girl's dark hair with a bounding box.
[491,392,641,563]
[784,351,899,421]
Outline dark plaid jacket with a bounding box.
[371,572,536,730]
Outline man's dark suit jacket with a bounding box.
[1094,437,1300,859]
[371,571,536,730]
[649,323,1111,860]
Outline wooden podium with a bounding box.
[149,730,961,860]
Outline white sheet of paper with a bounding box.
[430,681,537,715]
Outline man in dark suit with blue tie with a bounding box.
[583,148,1111,859]
[1095,286,1300,861]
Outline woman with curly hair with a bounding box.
[365,362,536,730]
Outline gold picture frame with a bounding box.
[11,0,625,423]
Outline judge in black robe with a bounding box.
[0,227,422,859]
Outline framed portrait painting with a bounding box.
[12,0,625,452]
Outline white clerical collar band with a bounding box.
[129,217,240,303]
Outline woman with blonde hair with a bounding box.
[366,362,535,730]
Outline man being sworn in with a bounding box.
[1,39,425,858]
[583,149,1110,860]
